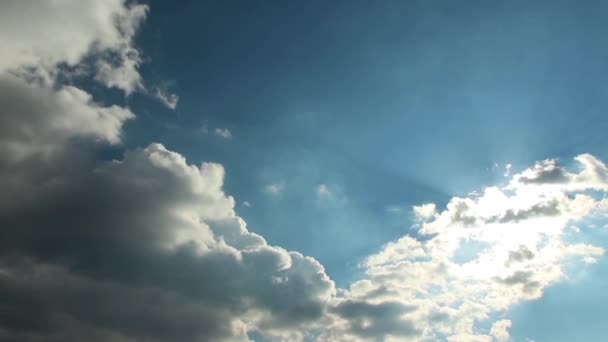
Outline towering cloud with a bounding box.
[0,2,334,341]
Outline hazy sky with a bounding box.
[1,1,608,341]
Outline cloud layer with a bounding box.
[1,1,607,341]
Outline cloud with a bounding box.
[316,184,333,200]
[0,73,134,162]
[200,126,233,139]
[328,300,420,340]
[0,0,147,95]
[2,1,608,341]
[336,155,608,340]
[94,48,144,95]
[510,154,608,191]
[504,163,512,177]
[490,319,512,342]
[413,203,437,220]
[154,87,179,109]
[0,142,336,341]
[506,245,535,266]
[214,128,233,139]
[385,205,404,214]
[264,182,285,195]
[0,1,335,341]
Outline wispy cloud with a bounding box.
[504,163,513,177]
[214,127,232,139]
[316,183,333,199]
[200,125,232,139]
[154,87,179,109]
[386,207,402,215]
[264,181,284,195]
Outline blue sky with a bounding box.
[135,2,608,340]
[2,1,608,341]
[133,0,608,273]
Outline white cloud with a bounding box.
[504,163,512,177]
[243,201,252,207]
[327,154,608,340]
[199,125,233,139]
[214,128,233,139]
[413,203,437,220]
[154,87,180,109]
[94,47,144,95]
[316,184,333,199]
[264,182,285,195]
[490,319,512,342]
[509,154,608,192]
[0,0,147,94]
[0,73,134,162]
[0,0,146,165]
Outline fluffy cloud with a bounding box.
[0,0,147,94]
[413,203,437,220]
[0,73,134,162]
[510,154,608,191]
[334,155,608,341]
[490,319,511,342]
[0,1,334,341]
[0,141,337,341]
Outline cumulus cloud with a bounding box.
[2,1,608,341]
[413,203,437,220]
[510,154,608,191]
[0,1,334,341]
[335,155,608,340]
[0,142,336,341]
[0,73,134,162]
[490,319,512,342]
[0,0,147,94]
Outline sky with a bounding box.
[1,1,608,341]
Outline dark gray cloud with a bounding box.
[0,2,335,339]
[0,257,243,342]
[332,300,420,340]
[516,160,570,185]
[506,245,535,266]
[497,271,542,295]
[0,142,335,341]
[512,154,608,191]
[491,199,561,224]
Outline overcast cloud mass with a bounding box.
[1,1,608,341]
